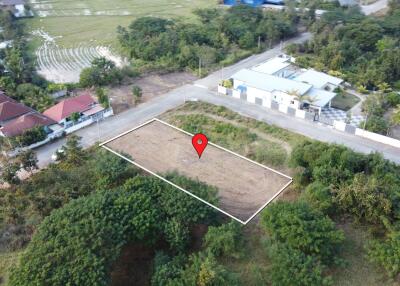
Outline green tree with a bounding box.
[267,242,333,286]
[132,85,142,103]
[16,149,38,174]
[368,230,400,278]
[96,87,110,108]
[69,112,80,122]
[261,201,344,264]
[203,221,243,258]
[14,126,47,147]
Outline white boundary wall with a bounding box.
[333,120,347,132]
[355,128,400,148]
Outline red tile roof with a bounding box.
[0,112,56,137]
[0,92,16,104]
[0,100,32,122]
[43,94,96,122]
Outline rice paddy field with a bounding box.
[26,0,216,83]
[27,0,216,47]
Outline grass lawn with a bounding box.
[332,223,396,286]
[26,0,216,47]
[331,92,360,111]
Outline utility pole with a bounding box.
[258,36,261,49]
[198,58,202,77]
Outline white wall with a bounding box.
[246,86,271,104]
[355,128,400,148]
[65,118,94,134]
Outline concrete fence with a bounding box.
[355,128,400,148]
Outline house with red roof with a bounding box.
[0,94,32,126]
[43,93,113,134]
[0,91,62,144]
[0,113,56,137]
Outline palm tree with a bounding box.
[287,89,318,106]
[390,105,400,126]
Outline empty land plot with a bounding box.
[103,119,292,223]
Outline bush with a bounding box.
[203,221,242,258]
[302,181,335,215]
[267,242,333,286]
[261,201,344,264]
[362,115,389,135]
[13,126,47,147]
[9,175,219,285]
[386,92,400,107]
[368,230,400,278]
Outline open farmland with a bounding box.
[27,0,215,82]
[28,0,216,46]
[104,119,292,223]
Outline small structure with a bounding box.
[0,0,33,18]
[43,93,113,133]
[218,55,343,115]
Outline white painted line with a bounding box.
[101,145,246,224]
[193,83,208,89]
[101,118,292,224]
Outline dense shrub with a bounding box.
[267,242,333,286]
[261,201,344,264]
[203,221,242,258]
[9,175,218,285]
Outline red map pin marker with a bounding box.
[192,133,208,158]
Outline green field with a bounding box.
[26,0,216,47]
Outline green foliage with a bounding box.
[267,242,333,286]
[165,252,240,286]
[9,173,219,285]
[151,252,187,286]
[163,218,189,253]
[96,87,110,108]
[293,6,400,90]
[261,201,344,264]
[302,181,334,215]
[69,111,80,122]
[203,221,243,259]
[368,230,400,278]
[290,140,400,231]
[13,126,47,147]
[118,7,297,73]
[335,174,394,225]
[79,57,123,87]
[132,85,142,103]
[361,115,389,135]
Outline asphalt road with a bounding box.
[361,0,388,15]
[35,32,400,168]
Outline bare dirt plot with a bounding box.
[108,72,197,114]
[103,119,292,223]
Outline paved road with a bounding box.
[35,32,400,168]
[361,0,388,15]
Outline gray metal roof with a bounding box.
[293,69,343,89]
[0,0,24,5]
[306,88,337,108]
[231,69,312,95]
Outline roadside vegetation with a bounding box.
[2,102,400,285]
[117,5,300,74]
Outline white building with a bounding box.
[219,55,343,115]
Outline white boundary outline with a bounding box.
[100,118,293,224]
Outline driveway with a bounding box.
[34,32,400,168]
